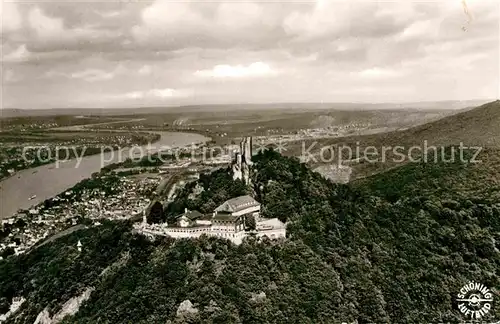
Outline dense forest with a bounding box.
[1,148,499,323]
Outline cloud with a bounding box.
[124,88,191,99]
[71,69,115,82]
[397,20,438,41]
[216,2,278,29]
[44,63,128,82]
[3,70,22,83]
[3,45,31,62]
[283,0,405,39]
[194,62,276,78]
[132,1,207,45]
[2,0,499,108]
[138,65,152,75]
[358,67,400,79]
[25,6,124,54]
[131,0,285,51]
[95,10,122,19]
[28,7,65,39]
[1,1,22,32]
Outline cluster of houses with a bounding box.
[135,195,286,245]
[0,175,162,257]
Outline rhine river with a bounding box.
[0,131,209,219]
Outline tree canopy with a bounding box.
[1,148,499,323]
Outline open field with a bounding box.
[84,107,459,146]
[0,115,126,131]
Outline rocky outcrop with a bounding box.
[176,300,199,318]
[249,292,266,304]
[32,287,94,324]
[0,297,25,323]
[33,308,51,324]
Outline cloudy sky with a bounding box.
[1,0,499,109]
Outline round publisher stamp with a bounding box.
[457,282,494,320]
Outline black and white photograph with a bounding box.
[0,0,499,322]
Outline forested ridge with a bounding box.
[1,148,499,323]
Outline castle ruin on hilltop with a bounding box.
[232,136,253,185]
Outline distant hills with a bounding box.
[0,99,492,118]
[353,100,500,200]
[391,99,500,147]
[298,100,500,179]
[321,99,500,149]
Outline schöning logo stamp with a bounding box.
[457,282,494,319]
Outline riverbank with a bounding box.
[0,131,210,220]
[0,128,160,181]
